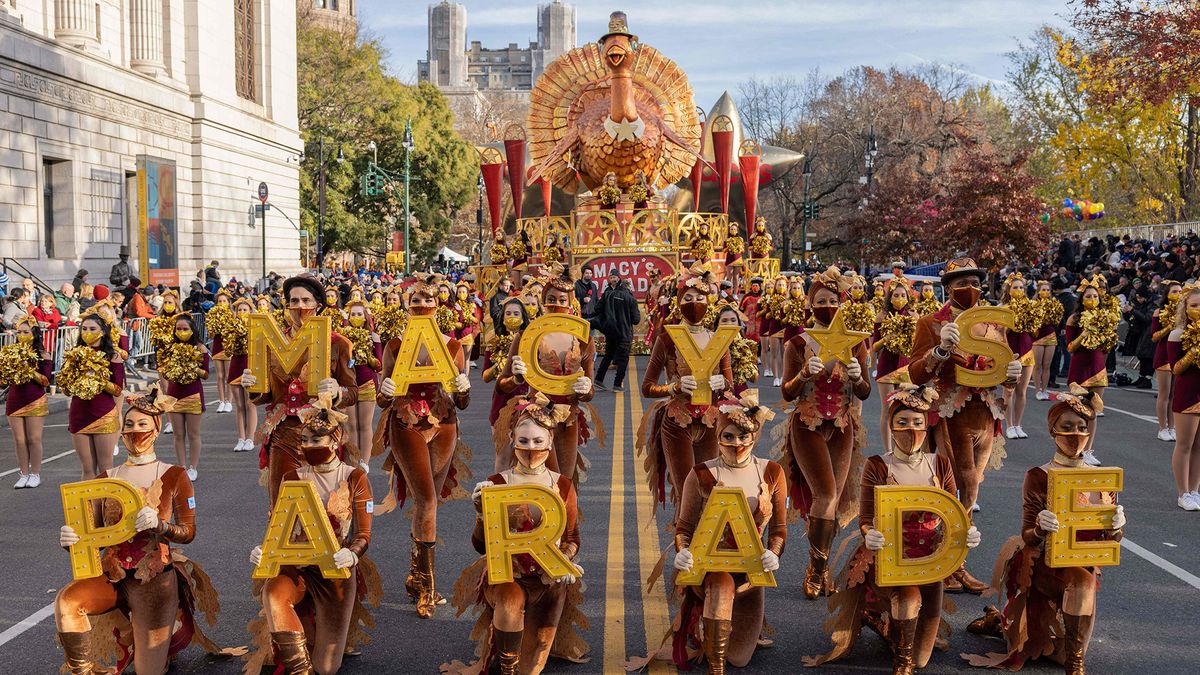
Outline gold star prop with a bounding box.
[807,307,871,366]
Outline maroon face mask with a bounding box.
[951,286,980,309]
[812,306,837,326]
[680,301,707,324]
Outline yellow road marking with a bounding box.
[603,386,627,670]
[629,361,676,673]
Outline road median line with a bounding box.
[603,384,627,671]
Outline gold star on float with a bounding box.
[806,307,871,366]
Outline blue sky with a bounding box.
[358,1,1076,104]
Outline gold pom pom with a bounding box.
[879,312,917,355]
[1079,307,1119,352]
[58,346,110,400]
[0,343,39,386]
[841,300,876,334]
[159,342,203,385]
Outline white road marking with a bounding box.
[1121,539,1200,591]
[0,602,53,647]
[0,451,75,478]
[1101,403,1158,424]
[1164,542,1178,548]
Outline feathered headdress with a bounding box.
[513,392,574,431]
[538,261,574,296]
[407,273,445,302]
[716,391,776,433]
[808,266,850,302]
[297,391,349,436]
[1050,383,1104,425]
[886,383,939,416]
[677,261,717,295]
[126,383,177,417]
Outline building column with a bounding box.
[54,0,99,49]
[129,0,165,76]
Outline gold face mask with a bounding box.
[81,331,102,346]
[162,303,176,314]
[16,334,34,346]
[1187,307,1200,322]
[890,297,908,310]
[503,316,523,330]
[348,315,366,328]
[922,288,934,299]
[1082,297,1099,310]
[1038,289,1051,299]
[122,428,158,457]
[1053,431,1089,458]
[175,329,193,342]
[1169,291,1182,302]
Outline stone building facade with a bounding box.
[0,0,302,288]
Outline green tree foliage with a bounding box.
[296,14,475,265]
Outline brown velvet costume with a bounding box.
[251,324,358,504]
[243,463,382,675]
[637,331,735,508]
[804,453,959,669]
[55,463,233,673]
[444,471,589,674]
[495,327,604,484]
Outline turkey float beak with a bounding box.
[606,46,627,69]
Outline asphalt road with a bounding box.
[1,358,1198,674]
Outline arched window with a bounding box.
[235,0,257,101]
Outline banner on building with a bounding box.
[136,155,179,287]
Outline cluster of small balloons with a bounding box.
[1040,198,1106,223]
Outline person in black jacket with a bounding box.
[594,271,640,391]
[574,266,600,320]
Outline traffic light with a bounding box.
[361,170,382,198]
[803,200,821,220]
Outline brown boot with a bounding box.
[271,631,315,675]
[703,618,732,675]
[891,617,917,675]
[414,539,438,618]
[494,628,522,675]
[58,632,100,675]
[804,517,837,600]
[1062,613,1092,675]
[404,536,422,603]
[968,605,1004,638]
[950,564,990,595]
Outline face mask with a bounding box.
[850,289,864,300]
[718,438,755,463]
[302,443,336,467]
[16,334,33,346]
[348,315,366,327]
[81,331,102,346]
[790,289,804,298]
[326,296,338,306]
[922,289,934,299]
[514,445,550,471]
[175,329,193,342]
[503,316,524,330]
[812,306,837,326]
[457,292,468,301]
[891,428,927,455]
[1038,289,1051,299]
[1010,288,1026,299]
[122,428,157,457]
[951,286,980,309]
[1188,307,1200,322]
[410,305,436,317]
[1169,291,1182,301]
[288,306,317,327]
[1082,297,1099,310]
[750,285,761,294]
[438,292,450,301]
[680,301,707,324]
[890,297,908,310]
[162,303,176,314]
[1053,431,1089,458]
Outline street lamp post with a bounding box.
[402,119,414,275]
[317,138,324,271]
[859,127,879,273]
[476,172,484,264]
[800,156,813,269]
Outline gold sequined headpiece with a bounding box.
[514,392,573,431]
[886,383,939,417]
[716,391,776,433]
[126,383,178,417]
[1050,383,1104,426]
[297,391,349,435]
[677,261,717,295]
[808,266,849,303]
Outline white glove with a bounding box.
[673,548,694,572]
[845,358,863,382]
[678,375,698,395]
[60,525,80,548]
[239,369,257,389]
[134,506,160,533]
[806,355,825,376]
[333,547,359,569]
[472,480,494,509]
[708,374,726,391]
[510,355,528,376]
[555,563,584,585]
[1005,360,1023,380]
[940,322,960,350]
[452,373,471,393]
[317,377,341,398]
[572,376,592,395]
[379,377,397,397]
[249,545,263,567]
[966,525,982,549]
[1037,509,1060,534]
[760,549,780,572]
[864,528,886,551]
[1110,504,1126,530]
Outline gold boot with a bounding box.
[804,517,837,599]
[414,539,438,619]
[891,617,917,675]
[494,628,522,675]
[57,632,102,675]
[703,618,732,675]
[1062,613,1092,675]
[405,536,422,603]
[271,631,315,675]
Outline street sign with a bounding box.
[254,203,272,214]
[258,182,269,204]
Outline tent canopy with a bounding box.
[439,246,469,262]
